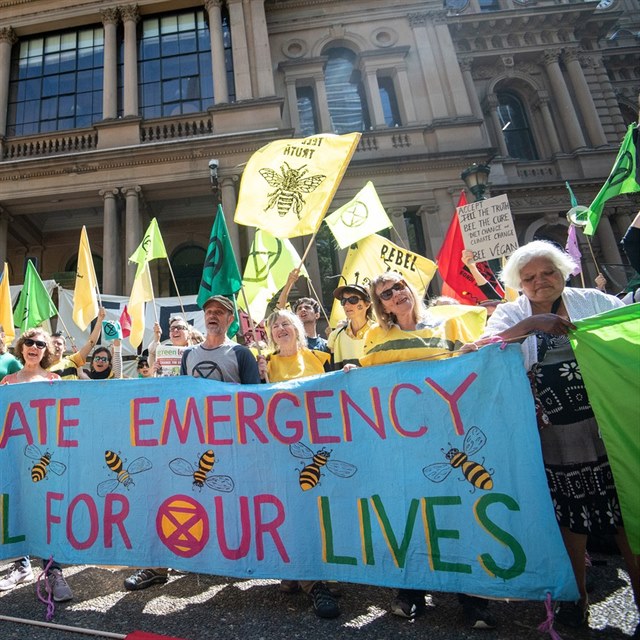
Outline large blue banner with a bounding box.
[0,345,577,600]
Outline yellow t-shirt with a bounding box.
[267,348,331,382]
[360,307,485,367]
[48,351,85,380]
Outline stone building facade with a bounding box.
[0,0,638,308]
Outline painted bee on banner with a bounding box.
[169,450,234,493]
[24,445,67,483]
[289,442,357,491]
[259,163,326,219]
[423,426,494,492]
[96,450,153,497]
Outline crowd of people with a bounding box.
[0,235,638,631]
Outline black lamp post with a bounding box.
[460,163,491,201]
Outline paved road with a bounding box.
[0,553,637,640]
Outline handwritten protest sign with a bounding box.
[457,194,518,262]
[0,346,576,600]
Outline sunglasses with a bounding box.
[93,356,109,363]
[24,338,47,349]
[379,281,407,301]
[170,325,188,332]
[340,295,363,306]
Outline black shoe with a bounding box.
[460,594,496,630]
[390,590,427,620]
[309,582,340,619]
[124,568,168,591]
[554,600,588,628]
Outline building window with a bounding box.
[378,76,401,127]
[8,27,105,136]
[479,0,501,11]
[65,254,104,290]
[170,245,207,296]
[496,91,538,160]
[139,9,232,119]
[324,47,370,133]
[296,86,319,136]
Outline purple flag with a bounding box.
[565,225,582,276]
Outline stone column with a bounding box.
[312,71,332,132]
[219,175,242,260]
[533,93,562,155]
[0,28,17,137]
[100,189,120,294]
[0,208,11,265]
[407,13,443,121]
[122,186,142,292]
[284,78,301,133]
[247,0,275,97]
[459,57,483,120]
[432,12,472,117]
[595,214,622,265]
[121,5,140,117]
[541,50,586,151]
[389,207,410,248]
[563,48,607,148]
[393,64,418,125]
[590,54,626,139]
[360,67,386,129]
[227,0,252,100]
[101,9,119,120]
[485,94,509,157]
[205,0,229,104]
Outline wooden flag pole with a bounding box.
[164,257,186,319]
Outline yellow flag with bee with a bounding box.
[234,132,361,238]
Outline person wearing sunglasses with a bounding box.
[0,328,73,602]
[327,283,374,370]
[361,271,483,368]
[82,342,122,380]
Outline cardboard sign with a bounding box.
[457,194,518,262]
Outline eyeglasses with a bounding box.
[170,325,188,332]
[24,338,47,349]
[340,295,363,306]
[378,281,407,301]
[93,356,109,363]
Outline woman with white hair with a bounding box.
[485,240,638,628]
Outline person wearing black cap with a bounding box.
[328,283,374,369]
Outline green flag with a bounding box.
[129,218,168,277]
[239,229,308,322]
[197,205,242,337]
[584,124,640,236]
[570,303,640,553]
[13,260,58,331]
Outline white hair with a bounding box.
[500,240,577,290]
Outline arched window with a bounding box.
[496,91,538,160]
[170,245,206,296]
[324,47,370,133]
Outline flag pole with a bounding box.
[296,227,333,328]
[164,257,186,318]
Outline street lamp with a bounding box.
[460,163,491,201]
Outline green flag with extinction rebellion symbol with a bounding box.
[13,260,58,331]
[197,205,242,337]
[584,124,640,236]
[570,303,640,553]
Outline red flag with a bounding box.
[436,191,504,305]
[119,305,132,338]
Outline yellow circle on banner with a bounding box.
[156,495,209,558]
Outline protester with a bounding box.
[0,323,21,381]
[327,282,374,369]
[147,316,192,376]
[81,341,122,379]
[361,271,492,628]
[49,307,106,379]
[124,296,260,592]
[136,357,153,378]
[482,239,638,628]
[276,268,330,352]
[0,328,73,602]
[257,309,338,619]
